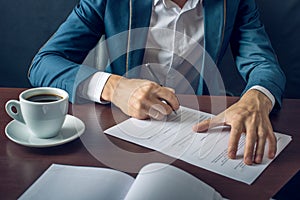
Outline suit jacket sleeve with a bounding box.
[230,0,286,108]
[28,0,106,103]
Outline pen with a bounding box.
[145,63,177,115]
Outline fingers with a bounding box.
[121,80,179,120]
[192,120,210,132]
[243,125,258,165]
[128,97,172,120]
[253,130,266,164]
[144,86,179,120]
[256,121,277,161]
[267,130,277,159]
[192,102,276,165]
[227,125,243,160]
[228,123,277,165]
[156,87,180,112]
[192,114,225,132]
[148,104,167,120]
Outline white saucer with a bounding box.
[5,115,85,148]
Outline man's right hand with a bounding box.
[101,75,179,120]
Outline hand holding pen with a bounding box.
[145,63,178,115]
[101,70,179,120]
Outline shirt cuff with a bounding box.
[78,72,111,104]
[248,85,275,108]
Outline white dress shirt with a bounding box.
[78,0,275,107]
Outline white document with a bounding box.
[19,163,224,200]
[19,164,134,200]
[105,106,292,184]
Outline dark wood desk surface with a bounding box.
[0,88,299,200]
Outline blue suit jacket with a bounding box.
[28,0,286,107]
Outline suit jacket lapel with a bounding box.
[203,0,225,64]
[126,0,153,77]
[196,0,226,95]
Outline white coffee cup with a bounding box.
[5,87,69,139]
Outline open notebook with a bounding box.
[19,163,225,200]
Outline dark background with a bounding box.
[0,0,79,87]
[1,0,299,98]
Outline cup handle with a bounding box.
[5,100,25,124]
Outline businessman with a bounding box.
[28,0,286,165]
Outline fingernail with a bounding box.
[245,156,253,165]
[269,152,275,159]
[228,151,236,159]
[255,156,262,164]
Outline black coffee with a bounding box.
[26,94,63,102]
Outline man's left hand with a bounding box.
[192,89,276,165]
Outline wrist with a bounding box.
[242,89,273,113]
[101,74,122,102]
[248,86,275,108]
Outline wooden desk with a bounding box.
[0,88,299,200]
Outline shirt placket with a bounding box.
[168,3,196,74]
[164,4,190,89]
[169,6,180,69]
